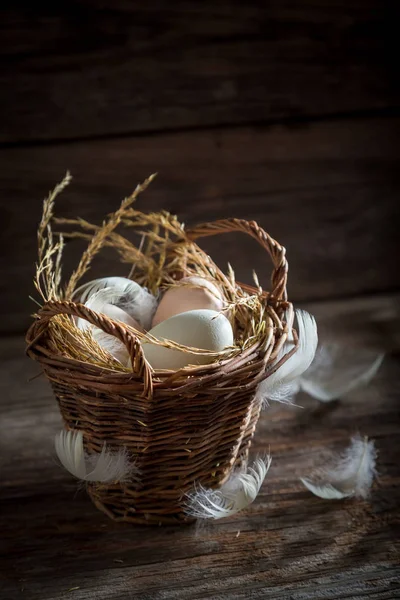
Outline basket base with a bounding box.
[85,431,258,526]
[89,492,195,526]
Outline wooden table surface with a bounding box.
[1,295,399,600]
[1,2,400,598]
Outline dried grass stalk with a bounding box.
[65,173,157,297]
[35,171,71,301]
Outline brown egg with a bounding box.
[152,276,225,327]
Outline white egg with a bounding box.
[142,309,234,371]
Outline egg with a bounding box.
[152,276,225,327]
[142,309,234,370]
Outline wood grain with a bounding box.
[0,1,399,144]
[1,295,399,599]
[1,116,399,334]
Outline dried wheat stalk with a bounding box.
[32,172,277,371]
[64,173,157,297]
[35,171,72,301]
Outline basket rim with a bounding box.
[26,300,291,383]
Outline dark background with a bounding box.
[1,0,400,333]
[1,3,400,599]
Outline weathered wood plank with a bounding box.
[0,295,399,599]
[0,1,398,143]
[1,117,399,334]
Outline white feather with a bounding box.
[75,288,136,330]
[300,435,377,500]
[264,381,300,405]
[300,343,384,402]
[186,456,271,520]
[76,288,145,366]
[73,276,158,330]
[256,309,318,407]
[55,429,136,483]
[300,482,349,500]
[91,329,131,366]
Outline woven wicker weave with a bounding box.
[26,217,292,525]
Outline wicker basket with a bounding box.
[26,216,291,525]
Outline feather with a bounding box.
[91,329,130,366]
[256,309,318,407]
[73,276,158,330]
[55,429,136,483]
[300,435,377,500]
[300,482,349,500]
[264,381,300,405]
[186,455,271,519]
[299,343,384,402]
[75,287,146,366]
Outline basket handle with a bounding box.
[27,300,153,397]
[184,218,288,301]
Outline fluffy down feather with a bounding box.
[300,343,384,402]
[185,456,271,519]
[75,286,147,366]
[256,309,318,407]
[55,429,136,483]
[73,276,158,330]
[300,435,377,500]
